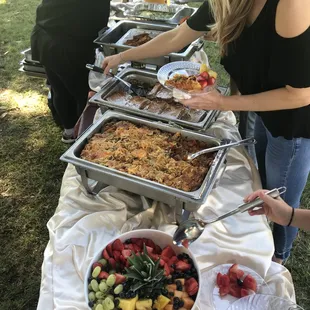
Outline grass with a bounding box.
[0,1,309,309]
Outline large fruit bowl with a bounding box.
[85,229,201,310]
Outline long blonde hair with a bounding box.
[208,0,254,55]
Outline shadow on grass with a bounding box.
[0,108,67,310]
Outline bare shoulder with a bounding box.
[276,0,310,38]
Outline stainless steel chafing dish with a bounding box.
[60,110,228,217]
[90,67,219,131]
[94,20,204,67]
[110,2,196,25]
[19,48,46,78]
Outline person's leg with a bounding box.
[264,131,310,262]
[254,116,268,188]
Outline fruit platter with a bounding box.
[85,230,201,310]
[157,61,218,100]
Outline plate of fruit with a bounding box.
[199,263,271,310]
[157,61,218,100]
[85,229,201,310]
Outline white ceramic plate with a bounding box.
[200,264,271,310]
[227,294,304,310]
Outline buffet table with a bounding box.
[36,111,295,310]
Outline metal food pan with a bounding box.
[116,28,163,46]
[89,67,217,131]
[123,3,182,22]
[60,110,228,210]
[94,21,203,67]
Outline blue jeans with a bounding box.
[254,116,310,260]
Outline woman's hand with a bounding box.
[179,89,225,111]
[102,54,123,75]
[245,190,292,226]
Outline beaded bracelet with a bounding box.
[287,207,295,227]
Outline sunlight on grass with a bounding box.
[0,0,7,4]
[0,89,48,115]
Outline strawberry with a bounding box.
[164,263,170,276]
[108,258,116,270]
[175,261,191,271]
[98,271,109,280]
[113,250,121,263]
[208,77,216,85]
[133,244,141,253]
[155,245,162,254]
[102,249,110,260]
[200,80,209,89]
[115,273,126,285]
[106,243,113,257]
[124,243,135,251]
[185,278,199,296]
[131,238,143,248]
[112,239,124,252]
[92,262,103,270]
[200,71,209,79]
[161,246,176,259]
[121,249,132,259]
[146,239,156,250]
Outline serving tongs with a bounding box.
[86,64,140,96]
[187,137,256,160]
[173,187,287,246]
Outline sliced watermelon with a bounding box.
[131,238,143,248]
[185,278,199,296]
[92,262,103,270]
[229,264,244,282]
[98,271,109,280]
[112,239,124,252]
[159,259,166,267]
[161,255,170,264]
[229,283,241,298]
[241,288,249,297]
[115,273,126,285]
[113,250,121,263]
[175,261,191,271]
[124,243,134,251]
[108,257,116,270]
[219,285,230,296]
[106,243,113,257]
[121,249,132,259]
[133,244,141,253]
[146,246,153,254]
[164,263,170,276]
[243,275,257,292]
[168,256,178,265]
[161,246,176,259]
[146,239,156,250]
[216,273,230,288]
[155,245,162,254]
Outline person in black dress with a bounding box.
[31,0,110,143]
[102,0,310,264]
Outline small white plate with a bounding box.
[200,264,271,310]
[227,294,304,310]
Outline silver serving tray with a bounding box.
[110,3,196,25]
[60,110,228,210]
[89,67,218,131]
[94,20,203,67]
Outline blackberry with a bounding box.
[124,239,132,244]
[169,292,174,297]
[87,277,92,283]
[167,278,174,284]
[173,297,181,304]
[88,301,94,308]
[183,253,189,259]
[171,264,176,269]
[119,292,125,299]
[177,254,183,260]
[175,280,182,286]
[237,278,244,287]
[179,300,184,307]
[161,288,168,296]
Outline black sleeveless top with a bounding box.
[187,0,310,139]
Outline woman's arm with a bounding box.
[103,23,204,74]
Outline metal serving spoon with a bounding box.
[173,187,286,246]
[187,137,256,161]
[86,64,140,96]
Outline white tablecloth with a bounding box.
[37,112,295,310]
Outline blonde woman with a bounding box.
[103,0,310,265]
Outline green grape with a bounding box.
[95,291,105,299]
[95,305,104,310]
[108,269,116,274]
[98,259,107,266]
[106,274,116,287]
[88,292,96,302]
[99,281,109,293]
[114,284,123,295]
[103,297,115,310]
[91,279,99,292]
[88,283,92,291]
[106,294,114,301]
[92,266,101,278]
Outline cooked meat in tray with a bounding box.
[104,79,205,123]
[124,33,153,46]
[80,120,215,192]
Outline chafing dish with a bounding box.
[110,3,196,25]
[60,110,228,213]
[94,20,204,67]
[89,67,219,131]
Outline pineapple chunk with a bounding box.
[136,299,152,310]
[208,70,218,79]
[119,296,138,310]
[199,63,209,74]
[153,295,170,310]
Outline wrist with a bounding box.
[119,52,126,63]
[218,93,228,111]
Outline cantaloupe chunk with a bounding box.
[164,305,173,310]
[174,290,183,298]
[181,292,189,298]
[166,284,177,292]
[183,297,194,309]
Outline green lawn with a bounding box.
[0,1,309,309]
